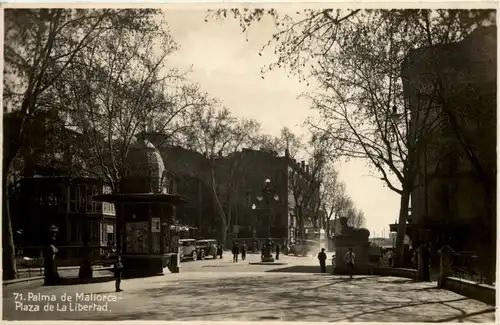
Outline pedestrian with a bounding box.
[232,242,239,262]
[275,244,280,260]
[218,245,223,259]
[318,248,327,273]
[114,256,124,292]
[344,247,355,279]
[388,249,393,267]
[241,242,247,261]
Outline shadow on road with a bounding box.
[95,275,494,322]
[266,265,333,274]
[4,273,494,322]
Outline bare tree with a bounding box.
[346,208,366,229]
[181,105,261,244]
[256,127,303,158]
[52,26,212,194]
[210,8,495,268]
[321,173,349,238]
[284,132,330,240]
[3,8,165,280]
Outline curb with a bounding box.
[3,267,114,287]
[3,276,45,286]
[49,276,116,286]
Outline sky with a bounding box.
[164,9,399,238]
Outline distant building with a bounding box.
[5,112,116,256]
[215,147,321,245]
[144,139,217,239]
[399,26,496,252]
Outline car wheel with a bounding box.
[200,250,205,260]
[192,251,197,261]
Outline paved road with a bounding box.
[3,254,495,322]
[180,252,319,273]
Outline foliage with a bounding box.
[3,9,163,163]
[50,20,208,191]
[210,8,495,266]
[2,8,166,280]
[257,126,303,157]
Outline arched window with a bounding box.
[161,171,170,194]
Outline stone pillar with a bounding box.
[417,245,424,281]
[438,245,453,288]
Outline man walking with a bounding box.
[216,244,221,259]
[318,248,327,273]
[275,244,280,260]
[344,247,355,279]
[241,242,247,261]
[232,242,240,263]
[114,255,124,292]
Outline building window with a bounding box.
[88,220,99,242]
[70,221,80,242]
[245,194,251,208]
[86,187,93,212]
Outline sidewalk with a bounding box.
[3,272,495,321]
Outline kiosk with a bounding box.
[94,138,187,277]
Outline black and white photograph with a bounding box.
[1,4,497,322]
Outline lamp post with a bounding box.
[252,179,279,262]
[253,179,279,239]
[44,225,59,285]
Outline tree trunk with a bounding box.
[393,189,410,268]
[324,220,330,251]
[220,216,227,248]
[2,175,17,280]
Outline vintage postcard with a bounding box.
[1,2,497,323]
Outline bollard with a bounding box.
[438,245,453,289]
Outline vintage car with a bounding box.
[289,240,318,256]
[196,239,218,259]
[180,239,203,261]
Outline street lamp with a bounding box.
[253,178,279,239]
[252,179,280,262]
[251,204,257,252]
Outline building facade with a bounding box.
[10,176,116,254]
[401,26,496,252]
[214,147,321,245]
[149,142,217,238]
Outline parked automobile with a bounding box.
[196,239,218,259]
[290,240,318,256]
[180,239,202,261]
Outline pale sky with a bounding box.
[164,9,399,237]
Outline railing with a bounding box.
[450,251,494,285]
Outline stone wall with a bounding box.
[441,277,495,306]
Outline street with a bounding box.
[2,253,495,322]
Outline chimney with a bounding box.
[301,161,305,172]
